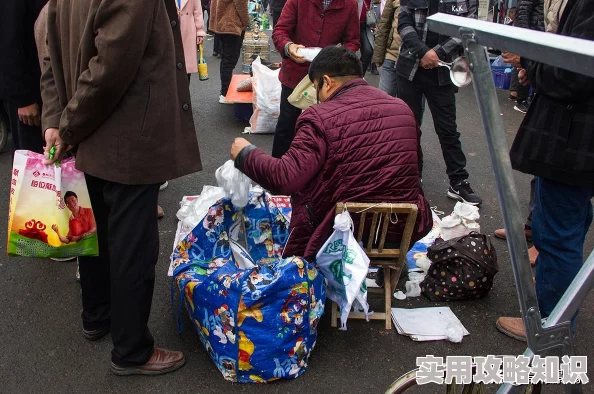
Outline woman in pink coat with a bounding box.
[176,0,206,81]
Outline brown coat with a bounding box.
[41,0,202,185]
[372,0,401,64]
[209,0,249,35]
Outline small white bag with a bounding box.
[439,202,480,241]
[316,211,371,330]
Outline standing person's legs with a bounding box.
[203,7,210,34]
[420,70,469,186]
[219,34,243,97]
[271,85,302,158]
[379,60,398,97]
[359,23,373,77]
[525,176,536,228]
[272,10,282,27]
[78,175,112,335]
[4,100,44,155]
[213,34,223,56]
[532,177,594,321]
[397,74,425,174]
[105,180,161,366]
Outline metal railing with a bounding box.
[427,14,594,394]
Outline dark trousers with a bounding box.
[272,84,302,158]
[78,174,160,367]
[397,68,469,185]
[533,177,594,321]
[219,34,243,96]
[3,100,44,156]
[203,7,210,33]
[213,34,223,54]
[509,70,531,101]
[360,23,373,76]
[272,10,282,27]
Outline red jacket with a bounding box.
[272,0,361,89]
[237,79,432,260]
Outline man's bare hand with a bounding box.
[420,49,439,69]
[18,103,40,127]
[502,51,521,69]
[43,128,71,165]
[230,137,252,160]
[518,68,530,86]
[288,43,306,64]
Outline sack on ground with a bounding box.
[420,232,498,301]
[7,151,98,258]
[172,190,324,383]
[250,57,281,134]
[316,211,371,330]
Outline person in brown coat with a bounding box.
[209,0,249,103]
[40,0,202,376]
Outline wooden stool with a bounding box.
[330,202,418,330]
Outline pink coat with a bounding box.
[177,0,206,74]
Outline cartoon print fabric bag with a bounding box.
[315,211,371,330]
[7,151,99,258]
[171,190,325,383]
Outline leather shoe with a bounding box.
[496,317,527,342]
[111,348,186,376]
[83,326,110,341]
[494,226,532,241]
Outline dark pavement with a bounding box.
[0,37,592,394]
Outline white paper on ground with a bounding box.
[391,307,469,342]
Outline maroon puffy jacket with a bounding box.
[272,0,360,89]
[238,79,432,260]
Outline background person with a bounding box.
[209,0,249,103]
[271,0,360,158]
[175,0,206,82]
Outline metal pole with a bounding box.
[462,33,544,349]
[461,31,581,394]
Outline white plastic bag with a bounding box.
[440,202,480,241]
[249,57,281,134]
[316,211,371,330]
[215,160,251,208]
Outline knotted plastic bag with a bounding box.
[215,160,251,208]
[439,202,480,241]
[316,211,371,330]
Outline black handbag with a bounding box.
[421,232,498,301]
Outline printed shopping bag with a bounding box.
[316,211,371,330]
[288,75,317,110]
[7,150,98,258]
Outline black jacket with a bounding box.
[396,0,477,86]
[515,0,545,31]
[510,0,594,186]
[0,0,47,107]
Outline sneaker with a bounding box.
[508,93,517,101]
[219,95,231,104]
[76,261,80,281]
[514,99,529,114]
[447,180,482,205]
[213,51,220,57]
[83,326,110,341]
[159,181,169,191]
[51,257,76,262]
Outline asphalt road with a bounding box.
[0,37,592,394]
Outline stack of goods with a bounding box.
[242,30,270,74]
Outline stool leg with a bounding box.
[331,301,338,328]
[384,267,392,330]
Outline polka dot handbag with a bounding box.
[421,232,498,301]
